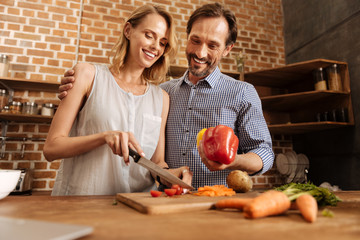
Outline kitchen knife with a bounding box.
[128,147,194,190]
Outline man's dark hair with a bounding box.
[186,3,237,46]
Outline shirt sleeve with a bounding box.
[236,84,274,175]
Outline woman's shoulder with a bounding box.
[73,62,96,75]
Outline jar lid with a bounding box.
[0,54,9,60]
[9,101,22,106]
[43,103,54,108]
[0,89,6,94]
[23,102,38,107]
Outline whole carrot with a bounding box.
[215,198,253,210]
[296,194,318,223]
[243,190,291,219]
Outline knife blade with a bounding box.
[128,147,194,190]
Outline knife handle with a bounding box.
[128,147,140,163]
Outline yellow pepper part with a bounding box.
[196,128,207,147]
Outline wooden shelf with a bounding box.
[0,76,59,92]
[0,113,52,123]
[245,59,348,87]
[268,122,353,135]
[261,90,350,111]
[245,59,354,135]
[168,65,241,80]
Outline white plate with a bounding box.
[275,153,290,175]
[297,153,310,183]
[285,151,298,183]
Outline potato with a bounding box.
[226,170,253,193]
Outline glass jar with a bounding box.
[9,101,22,114]
[2,105,10,113]
[22,102,38,115]
[312,68,327,91]
[326,64,342,91]
[0,89,9,110]
[0,54,10,78]
[41,103,55,116]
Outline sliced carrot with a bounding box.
[296,194,318,223]
[193,185,236,197]
[243,190,291,219]
[215,198,253,210]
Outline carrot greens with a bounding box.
[274,182,341,206]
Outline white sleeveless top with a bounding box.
[52,64,163,196]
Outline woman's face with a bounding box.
[125,13,169,69]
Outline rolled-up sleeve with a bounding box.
[236,84,274,175]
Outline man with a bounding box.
[59,3,274,189]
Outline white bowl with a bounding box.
[0,170,21,200]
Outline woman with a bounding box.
[43,5,190,195]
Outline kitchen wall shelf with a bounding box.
[245,59,354,135]
[268,122,353,135]
[0,113,52,123]
[0,77,58,149]
[261,90,350,111]
[0,76,59,92]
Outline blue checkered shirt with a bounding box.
[160,67,274,189]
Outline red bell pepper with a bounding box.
[201,125,239,165]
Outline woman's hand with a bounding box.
[104,131,145,165]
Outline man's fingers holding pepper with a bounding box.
[197,125,239,170]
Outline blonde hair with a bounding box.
[109,5,177,85]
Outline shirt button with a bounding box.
[189,107,192,110]
[182,153,186,156]
[185,130,189,133]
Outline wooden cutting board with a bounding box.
[116,191,260,215]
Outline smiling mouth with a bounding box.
[144,50,156,58]
[193,57,207,64]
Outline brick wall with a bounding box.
[0,0,288,191]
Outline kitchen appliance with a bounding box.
[11,168,33,194]
[128,147,194,190]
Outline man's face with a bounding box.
[186,16,233,82]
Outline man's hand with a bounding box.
[158,167,193,191]
[58,69,75,100]
[198,140,229,171]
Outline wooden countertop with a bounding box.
[0,191,359,240]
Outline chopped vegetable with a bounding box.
[243,190,291,219]
[150,190,163,197]
[201,125,239,165]
[274,182,341,206]
[215,198,253,210]
[321,208,335,218]
[171,184,183,195]
[193,185,236,197]
[296,194,318,223]
[164,188,177,197]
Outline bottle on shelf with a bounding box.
[312,67,327,91]
[326,64,342,91]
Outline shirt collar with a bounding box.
[181,66,221,88]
